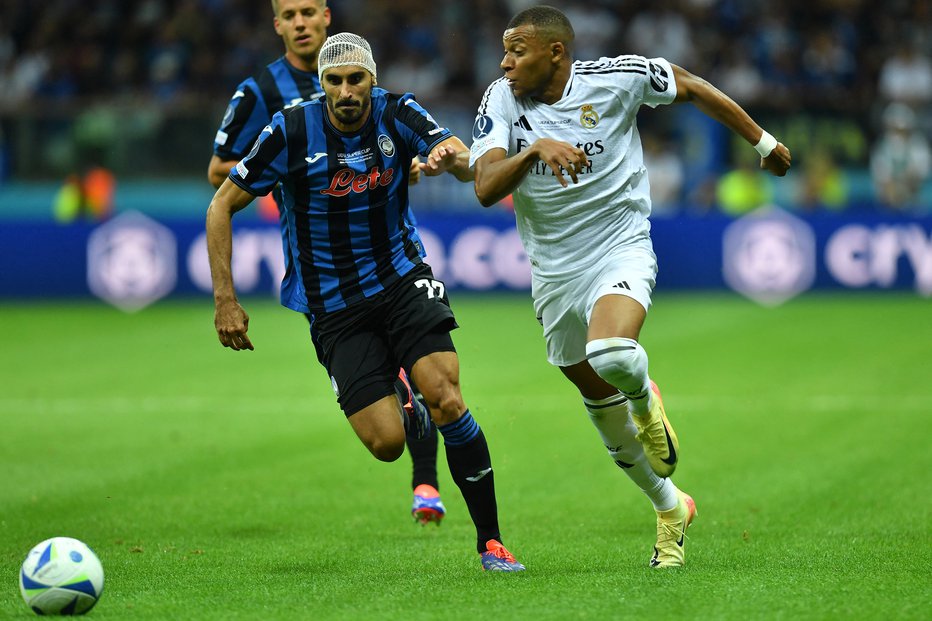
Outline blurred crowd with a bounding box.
[1,0,930,212]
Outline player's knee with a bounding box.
[585,337,648,392]
[367,437,405,462]
[421,383,465,426]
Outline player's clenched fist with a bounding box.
[760,143,792,177]
[214,300,254,351]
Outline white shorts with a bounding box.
[531,243,658,367]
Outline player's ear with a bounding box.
[551,42,566,63]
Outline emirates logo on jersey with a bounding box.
[321,167,395,197]
[580,104,600,129]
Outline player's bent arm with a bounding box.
[473,147,536,207]
[207,155,238,189]
[671,64,791,176]
[423,136,474,182]
[474,138,588,205]
[206,179,256,351]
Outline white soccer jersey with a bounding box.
[469,56,677,280]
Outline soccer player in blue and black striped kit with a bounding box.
[207,0,446,527]
[206,32,525,571]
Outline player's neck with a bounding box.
[534,63,572,105]
[284,50,318,74]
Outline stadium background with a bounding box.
[0,0,930,305]
[1,2,931,619]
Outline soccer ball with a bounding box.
[19,537,104,616]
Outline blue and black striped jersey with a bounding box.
[229,88,453,314]
[213,57,322,160]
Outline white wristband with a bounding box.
[754,131,777,158]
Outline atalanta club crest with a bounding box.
[378,134,395,157]
[580,104,599,129]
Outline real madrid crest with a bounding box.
[580,104,600,129]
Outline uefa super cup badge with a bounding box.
[580,104,599,128]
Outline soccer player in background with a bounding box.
[207,0,445,526]
[205,33,525,571]
[470,5,792,568]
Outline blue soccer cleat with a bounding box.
[411,484,446,525]
[480,540,526,572]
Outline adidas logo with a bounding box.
[513,115,532,131]
[611,281,631,290]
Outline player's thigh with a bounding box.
[589,295,647,340]
[346,394,406,461]
[382,263,465,422]
[384,264,459,375]
[313,310,398,418]
[532,275,590,367]
[585,247,657,341]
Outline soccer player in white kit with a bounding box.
[468,5,791,568]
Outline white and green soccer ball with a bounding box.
[19,537,104,616]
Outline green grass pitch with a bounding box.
[1,293,930,619]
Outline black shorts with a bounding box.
[312,263,458,416]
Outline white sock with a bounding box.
[585,337,653,417]
[584,393,678,511]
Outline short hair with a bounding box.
[507,5,575,52]
[271,0,326,17]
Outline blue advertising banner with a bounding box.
[1,209,931,310]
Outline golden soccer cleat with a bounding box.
[632,380,679,478]
[650,490,697,568]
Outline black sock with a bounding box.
[406,421,439,490]
[438,412,501,553]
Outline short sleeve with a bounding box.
[393,93,454,156]
[640,57,677,108]
[213,79,271,160]
[469,79,515,168]
[228,112,288,196]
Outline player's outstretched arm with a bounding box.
[671,65,791,176]
[206,179,257,351]
[421,137,474,182]
[474,139,588,206]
